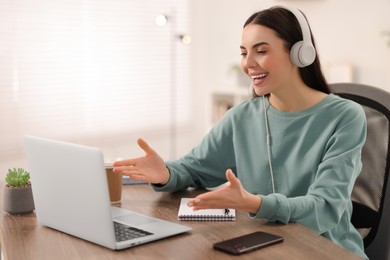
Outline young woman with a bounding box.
[113,6,367,259]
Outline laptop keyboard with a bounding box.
[114,222,153,242]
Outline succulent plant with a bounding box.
[5,168,31,187]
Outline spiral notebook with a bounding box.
[178,198,235,221]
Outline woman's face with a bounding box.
[240,24,295,96]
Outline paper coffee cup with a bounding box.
[104,158,123,203]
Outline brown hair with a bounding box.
[244,6,331,95]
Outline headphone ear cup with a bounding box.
[290,41,316,68]
[290,41,304,67]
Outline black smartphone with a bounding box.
[213,231,283,255]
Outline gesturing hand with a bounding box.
[112,138,170,185]
[187,169,262,214]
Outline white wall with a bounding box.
[2,0,390,178]
[189,0,390,133]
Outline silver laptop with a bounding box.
[24,135,191,250]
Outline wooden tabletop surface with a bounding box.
[0,183,362,260]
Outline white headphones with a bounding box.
[260,7,316,193]
[280,6,316,68]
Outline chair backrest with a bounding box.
[332,83,390,260]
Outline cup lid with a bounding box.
[104,157,123,169]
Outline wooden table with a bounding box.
[0,183,362,260]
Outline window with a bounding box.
[0,0,190,157]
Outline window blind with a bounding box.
[0,0,190,157]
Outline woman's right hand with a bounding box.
[112,138,170,185]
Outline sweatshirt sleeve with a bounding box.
[251,102,367,234]
[152,109,238,192]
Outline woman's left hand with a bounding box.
[187,169,262,214]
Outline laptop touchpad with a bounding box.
[115,214,158,226]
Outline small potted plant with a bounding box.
[3,168,35,215]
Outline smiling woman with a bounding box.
[0,0,190,159]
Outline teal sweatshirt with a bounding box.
[153,94,367,259]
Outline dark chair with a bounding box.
[332,83,390,260]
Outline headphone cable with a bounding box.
[263,95,276,193]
